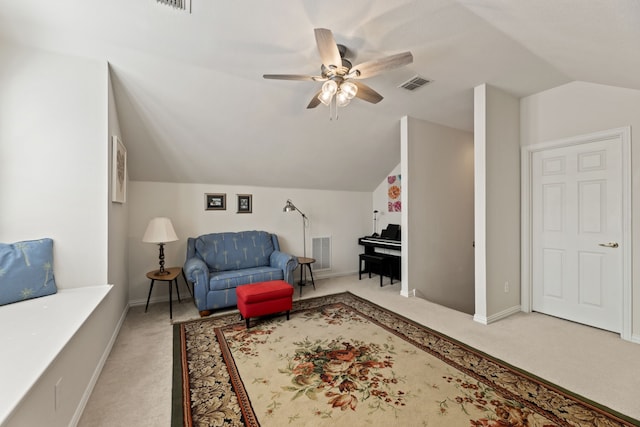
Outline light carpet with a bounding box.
[174,292,639,427]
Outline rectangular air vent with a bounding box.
[399,76,432,91]
[312,237,331,271]
[156,0,191,12]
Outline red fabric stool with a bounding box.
[236,280,294,328]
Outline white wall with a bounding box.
[128,181,372,305]
[401,116,475,314]
[0,41,108,287]
[520,81,640,340]
[0,42,129,426]
[107,65,130,319]
[372,164,402,234]
[474,84,521,323]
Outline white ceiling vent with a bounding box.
[399,76,432,91]
[156,0,191,12]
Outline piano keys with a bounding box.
[358,236,401,251]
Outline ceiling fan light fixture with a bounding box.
[340,81,358,100]
[336,91,350,107]
[322,80,338,95]
[317,90,333,106]
[263,28,413,120]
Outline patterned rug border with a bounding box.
[172,291,640,427]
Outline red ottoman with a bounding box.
[236,280,294,328]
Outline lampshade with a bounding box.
[322,80,338,95]
[283,200,297,213]
[142,217,178,243]
[341,81,358,99]
[317,90,333,106]
[336,91,350,107]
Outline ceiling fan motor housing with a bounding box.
[320,44,352,77]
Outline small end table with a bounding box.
[297,257,316,296]
[145,267,185,319]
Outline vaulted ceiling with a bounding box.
[1,0,638,191]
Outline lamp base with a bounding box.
[156,243,169,276]
[155,269,171,276]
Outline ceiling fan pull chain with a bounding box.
[332,96,339,121]
[329,96,334,121]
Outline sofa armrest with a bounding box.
[184,257,209,310]
[270,250,299,285]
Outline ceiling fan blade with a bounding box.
[314,28,342,69]
[350,51,413,79]
[263,74,317,81]
[352,81,384,104]
[307,91,322,109]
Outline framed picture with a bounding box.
[205,193,226,210]
[112,136,127,203]
[237,194,252,213]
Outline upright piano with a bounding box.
[358,224,401,281]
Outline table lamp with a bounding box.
[142,217,179,275]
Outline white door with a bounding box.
[531,136,623,332]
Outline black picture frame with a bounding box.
[237,194,252,213]
[205,193,226,211]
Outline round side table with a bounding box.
[297,257,316,296]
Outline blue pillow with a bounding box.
[0,238,57,306]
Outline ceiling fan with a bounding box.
[263,28,413,112]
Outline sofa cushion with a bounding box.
[208,267,284,291]
[195,231,275,272]
[0,238,57,306]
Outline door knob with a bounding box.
[598,242,619,248]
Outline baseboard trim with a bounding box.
[71,302,129,426]
[130,282,194,307]
[631,334,640,345]
[129,294,196,307]
[129,272,361,307]
[474,305,521,325]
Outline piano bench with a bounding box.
[359,253,394,287]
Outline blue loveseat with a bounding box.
[184,230,298,316]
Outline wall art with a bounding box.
[388,174,401,212]
[205,193,226,210]
[237,194,252,213]
[112,136,127,203]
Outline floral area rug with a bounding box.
[173,292,639,427]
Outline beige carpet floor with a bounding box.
[78,275,640,426]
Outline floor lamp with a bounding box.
[283,199,307,258]
[373,210,379,237]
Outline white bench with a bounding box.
[0,285,112,425]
